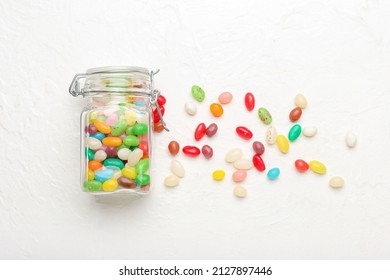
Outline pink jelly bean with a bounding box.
[100,145,107,151]
[232,170,247,182]
[119,133,126,140]
[106,113,118,126]
[138,134,148,142]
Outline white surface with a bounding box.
[0,0,390,259]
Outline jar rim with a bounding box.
[86,66,149,75]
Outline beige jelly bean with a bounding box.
[185,102,197,116]
[234,185,247,198]
[233,159,253,170]
[266,125,277,145]
[127,148,143,166]
[329,176,344,188]
[294,94,307,109]
[303,126,317,137]
[87,137,102,150]
[137,113,149,124]
[118,148,131,161]
[164,175,180,187]
[93,150,107,162]
[170,160,185,178]
[225,148,243,163]
[345,132,357,148]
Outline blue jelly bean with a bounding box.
[267,167,280,180]
[90,132,105,141]
[134,101,145,107]
[94,168,114,182]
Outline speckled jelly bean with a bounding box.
[236,126,253,140]
[212,170,225,181]
[289,107,302,122]
[201,145,213,159]
[276,135,289,154]
[295,159,309,172]
[218,92,233,104]
[288,124,302,142]
[245,92,255,111]
[182,146,201,157]
[252,154,266,172]
[309,160,327,174]
[210,103,224,117]
[191,85,205,102]
[168,141,180,156]
[267,168,280,180]
[194,123,207,141]
[252,141,265,155]
[206,123,218,137]
[266,125,277,145]
[94,168,114,182]
[258,107,272,125]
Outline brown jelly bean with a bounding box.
[168,140,180,156]
[206,123,218,137]
[289,107,302,122]
[201,145,213,159]
[252,141,265,155]
[117,176,136,188]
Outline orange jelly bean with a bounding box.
[210,103,224,117]
[88,160,102,171]
[102,137,122,147]
[94,120,111,134]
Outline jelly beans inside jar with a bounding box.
[70,66,166,195]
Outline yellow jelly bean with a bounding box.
[89,111,99,123]
[122,167,137,179]
[212,170,225,181]
[124,110,137,126]
[102,179,118,191]
[87,169,94,180]
[309,160,327,174]
[276,135,289,154]
[94,120,111,134]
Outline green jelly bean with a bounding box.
[130,146,137,151]
[85,148,94,160]
[106,78,131,88]
[116,143,130,151]
[103,158,125,169]
[136,158,149,174]
[135,174,150,186]
[83,180,102,192]
[191,85,205,102]
[126,126,134,135]
[123,135,140,146]
[258,107,272,125]
[111,119,127,136]
[132,123,148,135]
[96,115,106,121]
[288,124,302,142]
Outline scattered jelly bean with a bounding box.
[94,168,114,182]
[135,174,150,185]
[182,146,201,157]
[191,85,205,102]
[90,132,105,141]
[83,180,102,192]
[201,145,213,159]
[194,123,207,141]
[212,170,225,181]
[303,126,317,137]
[85,148,94,160]
[225,148,243,163]
[87,169,94,181]
[94,150,107,162]
[185,102,197,116]
[122,167,137,179]
[135,158,149,174]
[234,185,247,198]
[295,159,309,172]
[94,120,111,134]
[123,135,140,147]
[102,137,122,147]
[309,160,327,174]
[111,119,127,136]
[103,158,125,169]
[232,170,247,182]
[252,141,265,155]
[252,154,266,172]
[153,106,165,123]
[105,113,119,126]
[289,107,302,122]
[153,121,164,132]
[258,107,272,125]
[117,148,131,161]
[236,126,253,140]
[329,176,344,188]
[267,167,280,180]
[118,176,137,188]
[170,160,185,178]
[105,146,118,158]
[124,110,137,126]
[233,159,253,170]
[88,160,102,171]
[210,103,224,117]
[127,148,143,166]
[164,175,180,187]
[294,94,307,109]
[205,123,218,137]
[88,124,97,134]
[266,125,277,145]
[157,95,166,106]
[218,92,233,104]
[102,179,118,191]
[244,92,255,111]
[345,132,357,148]
[168,141,180,156]
[276,135,289,154]
[138,141,149,157]
[288,124,302,142]
[132,123,148,135]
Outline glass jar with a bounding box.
[69,66,166,195]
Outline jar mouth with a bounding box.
[86,66,149,75]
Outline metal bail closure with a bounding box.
[69,74,86,97]
[150,69,169,132]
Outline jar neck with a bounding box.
[88,93,150,107]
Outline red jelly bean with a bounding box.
[289,107,302,122]
[252,154,265,172]
[157,95,166,106]
[245,92,255,111]
[236,126,253,140]
[201,145,213,159]
[206,123,218,137]
[194,123,207,141]
[153,106,165,123]
[252,141,265,155]
[139,141,149,157]
[295,159,309,172]
[88,124,97,134]
[106,146,118,158]
[182,146,201,157]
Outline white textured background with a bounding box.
[1,0,390,259]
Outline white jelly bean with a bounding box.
[303,126,317,137]
[294,94,307,109]
[266,125,277,145]
[87,137,102,150]
[118,148,131,161]
[170,160,185,178]
[233,159,253,170]
[345,132,357,148]
[137,113,149,124]
[329,176,344,188]
[164,175,180,187]
[185,102,197,116]
[93,150,107,162]
[103,108,118,117]
[127,148,143,166]
[225,148,243,163]
[234,185,247,198]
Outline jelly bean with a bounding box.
[205,123,218,137]
[94,150,107,162]
[119,133,126,140]
[170,160,185,178]
[85,148,94,160]
[103,108,117,117]
[88,124,97,134]
[123,135,140,146]
[102,137,122,147]
[234,185,247,198]
[89,111,99,123]
[182,146,201,157]
[87,169,94,180]
[329,176,344,188]
[87,137,102,150]
[153,121,164,133]
[94,168,114,182]
[201,145,213,159]
[266,125,277,145]
[100,144,107,151]
[252,154,266,172]
[185,102,197,116]
[88,160,102,171]
[225,148,243,163]
[111,119,127,136]
[96,115,106,121]
[295,159,309,172]
[164,175,180,187]
[103,158,125,169]
[118,176,137,188]
[276,135,289,154]
[118,148,131,160]
[116,143,129,151]
[112,169,122,180]
[218,92,233,104]
[345,132,357,148]
[294,94,307,109]
[232,170,247,182]
[210,103,223,117]
[127,148,143,166]
[83,180,102,192]
[289,107,302,122]
[105,146,118,158]
[168,141,180,156]
[194,123,207,141]
[94,120,111,134]
[157,95,166,106]
[136,158,149,174]
[138,141,149,156]
[90,132,105,141]
[135,174,150,185]
[153,106,165,123]
[122,167,137,179]
[309,160,327,174]
[233,159,253,170]
[212,170,225,181]
[132,123,148,135]
[288,124,302,142]
[125,126,134,135]
[303,126,317,137]
[258,107,272,125]
[244,92,255,111]
[124,110,137,126]
[137,112,149,124]
[267,167,280,180]
[191,85,205,102]
[252,141,265,155]
[236,126,253,140]
[106,113,119,126]
[102,179,118,191]
[134,101,145,107]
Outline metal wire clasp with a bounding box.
[69,74,86,97]
[150,69,169,132]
